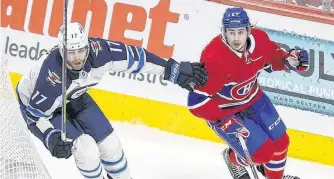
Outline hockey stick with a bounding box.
[61,0,68,141]
[237,134,260,179]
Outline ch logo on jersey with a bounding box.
[229,75,257,100]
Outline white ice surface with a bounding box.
[32,122,334,179]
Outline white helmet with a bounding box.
[57,22,89,59]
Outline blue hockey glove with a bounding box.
[215,115,250,141]
[164,58,208,91]
[285,49,309,72]
[44,129,73,159]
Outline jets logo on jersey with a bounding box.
[90,40,102,57]
[229,75,257,100]
[46,70,61,86]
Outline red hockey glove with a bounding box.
[285,49,309,72]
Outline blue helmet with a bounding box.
[222,7,250,28]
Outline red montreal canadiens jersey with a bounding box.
[188,28,289,122]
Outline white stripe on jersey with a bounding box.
[218,85,259,108]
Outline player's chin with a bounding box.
[235,44,245,51]
[231,45,241,51]
[72,63,83,70]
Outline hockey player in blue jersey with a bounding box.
[16,22,208,179]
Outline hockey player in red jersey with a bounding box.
[187,7,309,179]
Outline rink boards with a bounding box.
[2,0,334,166]
[7,72,334,166]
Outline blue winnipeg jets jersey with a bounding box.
[17,37,167,125]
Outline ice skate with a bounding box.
[222,148,251,179]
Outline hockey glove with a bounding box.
[285,49,309,72]
[215,115,249,141]
[164,58,208,91]
[44,129,73,159]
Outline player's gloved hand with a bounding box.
[44,129,73,159]
[164,58,208,91]
[285,49,309,72]
[215,115,249,141]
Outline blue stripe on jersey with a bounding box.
[126,46,135,70]
[188,91,209,107]
[218,85,233,98]
[26,105,48,118]
[25,112,39,123]
[132,47,145,73]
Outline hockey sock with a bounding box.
[263,133,290,179]
[263,150,287,179]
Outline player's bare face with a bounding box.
[225,27,248,52]
[66,47,88,70]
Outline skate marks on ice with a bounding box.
[32,122,334,179]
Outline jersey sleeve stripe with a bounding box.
[26,105,48,118]
[126,46,135,70]
[132,47,146,73]
[187,91,211,109]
